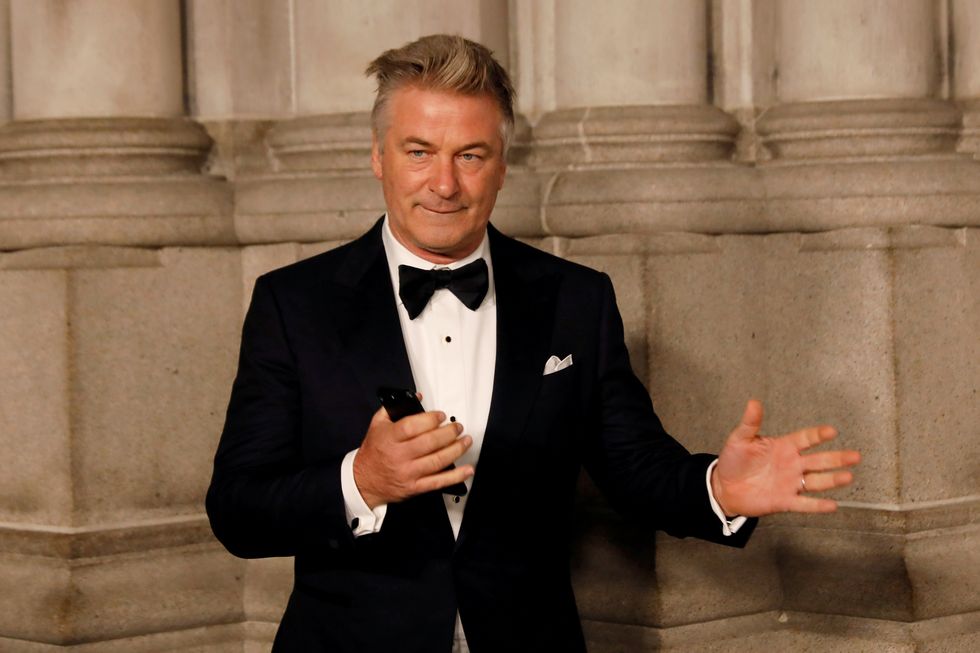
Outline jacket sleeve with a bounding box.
[205,275,355,558]
[583,273,756,547]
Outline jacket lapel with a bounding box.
[457,226,561,549]
[329,218,454,546]
[330,219,416,401]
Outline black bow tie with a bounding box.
[398,258,489,319]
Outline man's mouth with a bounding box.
[418,205,464,215]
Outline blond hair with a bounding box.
[365,34,515,152]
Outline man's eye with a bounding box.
[409,150,426,158]
[459,153,481,162]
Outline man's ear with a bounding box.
[371,134,383,180]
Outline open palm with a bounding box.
[711,400,861,517]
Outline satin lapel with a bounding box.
[330,220,454,544]
[456,228,560,550]
[330,223,416,399]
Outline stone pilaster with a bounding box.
[0,0,232,249]
[0,245,245,650]
[0,2,239,650]
[740,1,980,650]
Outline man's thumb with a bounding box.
[731,399,763,440]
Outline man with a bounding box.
[207,35,860,652]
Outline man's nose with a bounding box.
[428,156,459,199]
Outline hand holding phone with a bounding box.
[376,387,469,497]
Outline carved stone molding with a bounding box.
[757,99,962,160]
[0,118,238,249]
[266,112,372,173]
[265,111,533,174]
[531,105,739,168]
[542,164,765,236]
[0,516,241,647]
[960,99,980,157]
[0,177,234,249]
[0,118,212,179]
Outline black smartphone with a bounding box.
[376,387,468,497]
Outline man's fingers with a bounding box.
[801,470,854,493]
[403,422,465,457]
[802,450,862,472]
[412,435,473,477]
[789,425,838,451]
[729,399,763,441]
[788,495,839,513]
[392,410,447,440]
[413,463,475,495]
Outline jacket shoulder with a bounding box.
[255,221,384,295]
[489,227,611,289]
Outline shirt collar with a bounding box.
[381,214,495,308]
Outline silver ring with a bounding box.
[800,475,807,492]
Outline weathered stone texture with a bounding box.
[1,0,979,651]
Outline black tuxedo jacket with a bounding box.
[206,219,755,652]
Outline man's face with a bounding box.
[371,86,507,264]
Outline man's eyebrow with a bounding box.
[402,137,434,148]
[399,137,493,152]
[457,141,492,152]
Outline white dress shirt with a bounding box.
[339,215,744,649]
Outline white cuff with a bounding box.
[706,459,748,537]
[341,449,388,537]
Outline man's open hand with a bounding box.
[711,399,861,517]
[353,404,474,508]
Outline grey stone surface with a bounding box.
[2,2,979,650]
[11,0,184,119]
[66,248,240,524]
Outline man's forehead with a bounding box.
[387,85,502,118]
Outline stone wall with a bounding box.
[0,1,977,650]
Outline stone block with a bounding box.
[650,528,780,627]
[572,511,780,628]
[67,544,242,642]
[891,228,979,502]
[0,177,235,250]
[0,552,70,643]
[244,557,292,623]
[763,231,900,504]
[235,175,384,244]
[905,524,980,619]
[66,247,241,524]
[640,234,767,453]
[777,525,912,621]
[0,539,241,646]
[0,268,72,525]
[562,239,648,384]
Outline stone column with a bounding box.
[528,0,762,239]
[953,0,980,155]
[756,0,978,230]
[0,2,241,650]
[0,0,231,249]
[749,2,980,650]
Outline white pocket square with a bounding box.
[543,354,573,376]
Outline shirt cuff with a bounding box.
[341,448,388,537]
[705,458,748,537]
